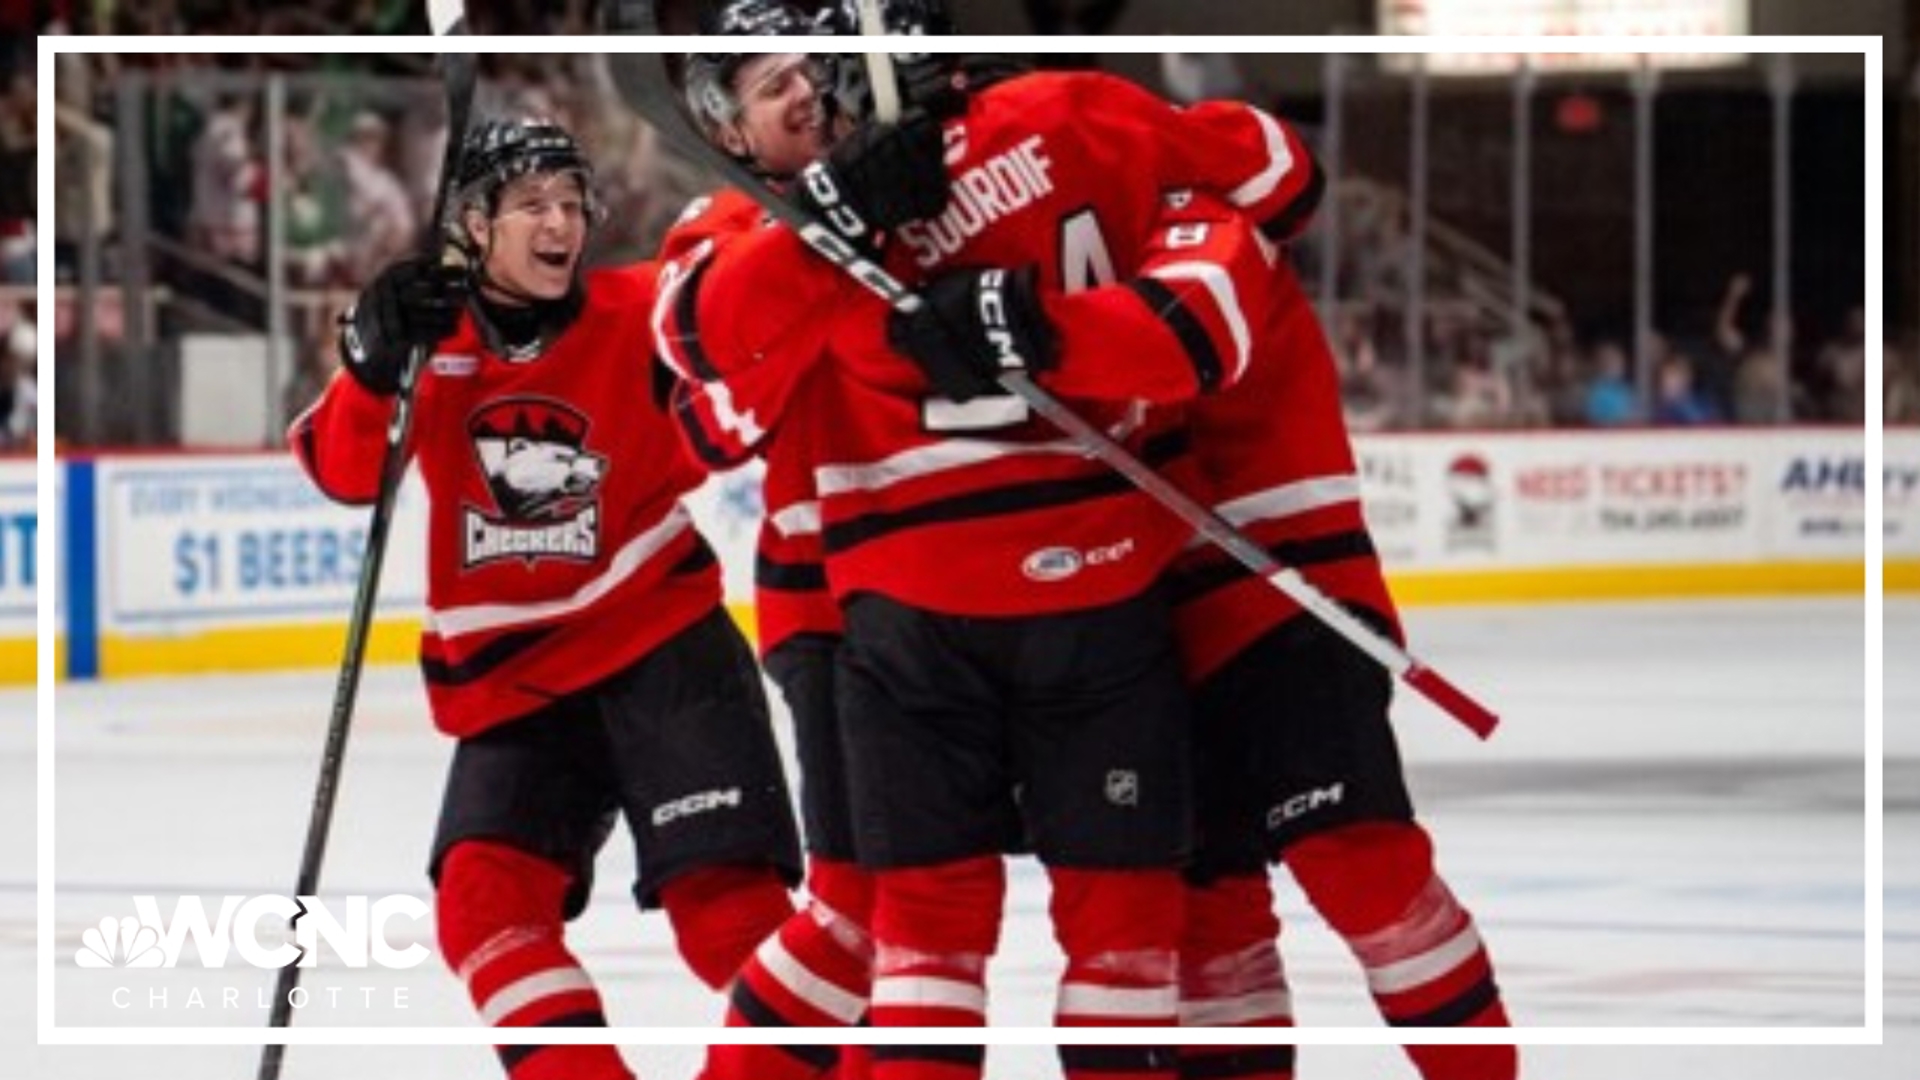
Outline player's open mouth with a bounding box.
[534,251,572,268]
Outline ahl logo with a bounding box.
[1023,547,1082,582]
[1104,770,1140,808]
[1021,538,1138,583]
[76,916,163,969]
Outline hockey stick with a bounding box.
[854,0,905,123]
[255,10,476,1079]
[605,54,1498,738]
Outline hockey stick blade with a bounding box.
[426,0,466,34]
[604,53,1497,738]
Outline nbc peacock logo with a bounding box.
[75,915,165,969]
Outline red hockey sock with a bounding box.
[660,861,796,990]
[705,861,876,1080]
[1173,874,1293,1079]
[868,856,1004,1037]
[1048,867,1184,1033]
[1179,874,1292,1028]
[1287,823,1514,1080]
[837,1044,873,1080]
[436,840,631,1080]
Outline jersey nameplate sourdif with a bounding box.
[896,135,1057,270]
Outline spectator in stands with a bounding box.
[1334,303,1409,431]
[1887,338,1920,424]
[0,309,33,450]
[339,109,418,285]
[1538,318,1590,426]
[1697,271,1762,420]
[1583,340,1639,426]
[281,111,346,286]
[187,92,264,266]
[1729,343,1792,425]
[0,60,33,284]
[1431,341,1513,429]
[1813,304,1867,424]
[1651,350,1721,425]
[53,53,115,286]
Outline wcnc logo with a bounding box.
[74,895,430,970]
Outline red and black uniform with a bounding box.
[291,264,801,1080]
[655,68,1306,1069]
[657,71,1319,620]
[1170,263,1515,1079]
[295,265,722,735]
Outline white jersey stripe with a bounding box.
[1149,260,1253,384]
[476,966,597,1026]
[1216,474,1363,528]
[814,435,1088,498]
[1227,108,1296,210]
[769,499,822,538]
[429,505,692,639]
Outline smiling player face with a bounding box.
[717,53,839,178]
[468,170,589,303]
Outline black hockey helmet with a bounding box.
[812,0,966,125]
[679,0,832,140]
[815,0,953,36]
[452,117,600,224]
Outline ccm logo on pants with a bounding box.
[652,788,743,827]
[1266,783,1345,829]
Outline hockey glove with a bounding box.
[793,109,949,255]
[339,255,470,396]
[888,267,1059,404]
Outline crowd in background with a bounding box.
[11,32,1917,443]
[2,27,36,450]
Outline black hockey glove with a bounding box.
[339,256,470,396]
[888,267,1059,404]
[793,109,949,255]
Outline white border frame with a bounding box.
[35,32,1885,1048]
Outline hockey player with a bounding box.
[288,117,802,1080]
[652,20,1317,1080]
[1167,258,1516,1080]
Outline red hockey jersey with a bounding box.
[1169,264,1404,682]
[654,189,844,659]
[654,71,1315,618]
[289,265,723,736]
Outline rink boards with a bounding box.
[17,427,1916,682]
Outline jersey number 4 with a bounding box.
[922,209,1117,433]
